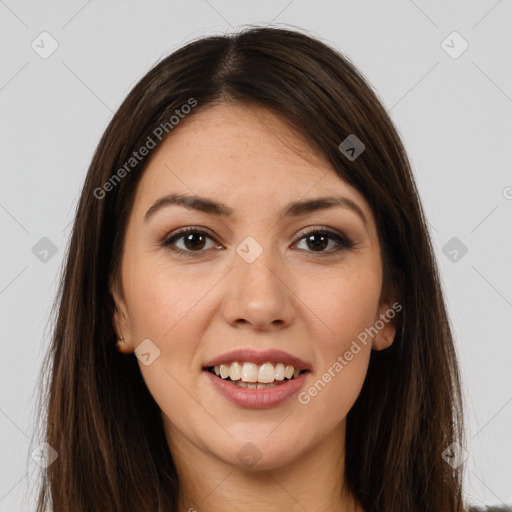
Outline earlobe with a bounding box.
[116,336,133,354]
[372,333,395,351]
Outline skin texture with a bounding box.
[111,102,397,512]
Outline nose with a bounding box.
[221,243,295,331]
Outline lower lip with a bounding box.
[203,370,309,409]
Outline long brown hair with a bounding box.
[32,25,466,511]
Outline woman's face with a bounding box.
[111,102,397,472]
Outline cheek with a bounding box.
[121,254,221,404]
[123,254,212,341]
[295,266,380,413]
[121,257,211,423]
[303,264,382,349]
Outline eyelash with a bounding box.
[161,226,355,257]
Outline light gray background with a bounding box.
[1,1,511,510]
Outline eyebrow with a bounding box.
[144,192,368,229]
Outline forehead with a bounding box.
[146,103,330,181]
[133,102,374,228]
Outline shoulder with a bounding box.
[467,506,512,512]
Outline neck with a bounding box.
[167,420,363,512]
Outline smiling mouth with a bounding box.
[204,366,309,389]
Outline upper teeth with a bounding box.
[213,362,301,383]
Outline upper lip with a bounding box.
[203,348,312,371]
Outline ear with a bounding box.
[372,264,403,351]
[371,300,399,351]
[109,276,134,354]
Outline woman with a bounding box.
[33,25,485,511]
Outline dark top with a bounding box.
[467,506,512,511]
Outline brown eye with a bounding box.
[181,232,207,251]
[295,229,355,255]
[304,232,329,251]
[163,228,218,255]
